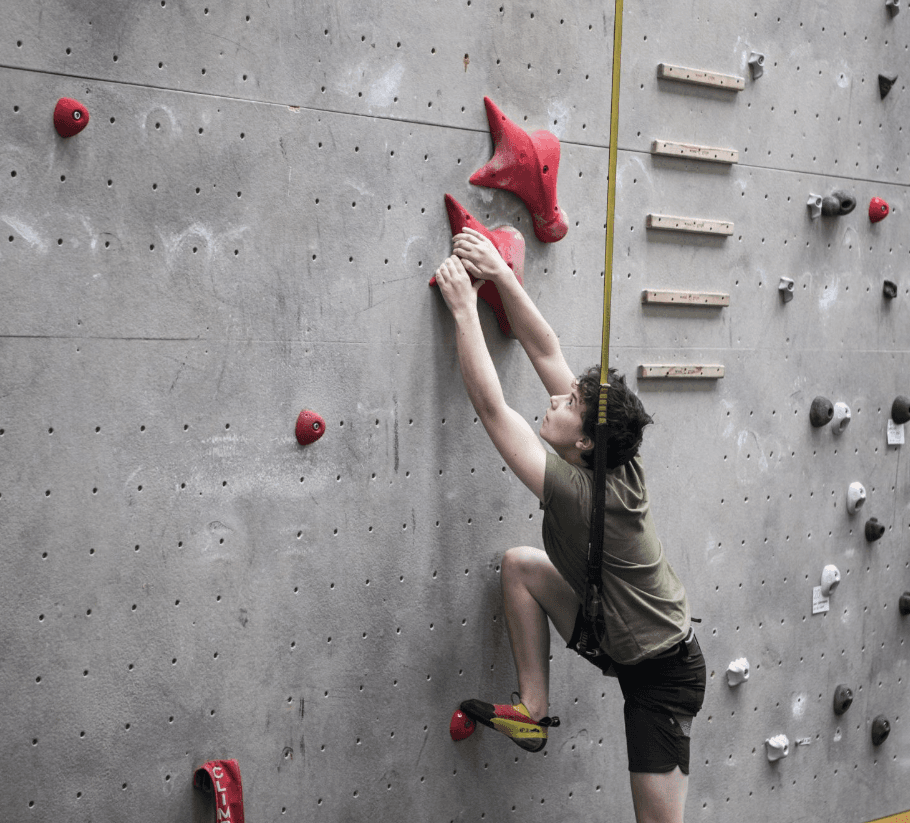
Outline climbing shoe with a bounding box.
[459,696,559,753]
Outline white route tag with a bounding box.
[887,419,905,445]
[812,586,829,614]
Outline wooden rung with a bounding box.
[638,364,725,379]
[657,63,745,91]
[646,214,734,236]
[651,139,739,164]
[641,290,730,307]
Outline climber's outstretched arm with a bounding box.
[452,227,575,398]
[434,254,547,501]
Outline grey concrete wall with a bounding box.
[1,1,908,821]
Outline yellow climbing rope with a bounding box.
[599,0,624,415]
[584,0,625,634]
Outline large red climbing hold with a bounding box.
[429,194,526,335]
[869,197,890,223]
[53,98,90,138]
[470,97,568,244]
[449,709,476,741]
[295,409,326,445]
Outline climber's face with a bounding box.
[540,382,592,460]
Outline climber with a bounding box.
[433,227,706,823]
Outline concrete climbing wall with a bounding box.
[1,2,908,822]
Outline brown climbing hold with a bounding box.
[871,715,891,746]
[833,684,854,715]
[295,410,326,445]
[892,396,910,425]
[865,517,886,542]
[879,74,898,99]
[54,98,90,138]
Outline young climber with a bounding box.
[433,227,706,823]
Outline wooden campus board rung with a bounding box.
[657,63,745,91]
[651,139,739,164]
[641,290,730,307]
[638,365,725,379]
[646,214,734,236]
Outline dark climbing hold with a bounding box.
[869,197,890,223]
[879,74,898,99]
[871,715,891,746]
[833,685,854,715]
[53,98,90,138]
[450,709,476,741]
[899,592,910,615]
[809,396,834,428]
[821,191,856,216]
[883,280,898,300]
[295,409,326,445]
[892,396,910,424]
[832,191,856,215]
[865,518,886,542]
[821,196,841,217]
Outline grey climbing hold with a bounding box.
[821,564,841,597]
[883,280,898,300]
[779,277,795,302]
[833,685,854,715]
[832,402,851,434]
[846,482,866,515]
[879,74,898,99]
[748,51,765,79]
[765,734,789,761]
[871,715,891,746]
[809,396,834,427]
[726,658,750,686]
[807,194,823,219]
[891,396,910,425]
[865,517,886,542]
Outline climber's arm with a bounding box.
[434,255,547,501]
[453,228,575,397]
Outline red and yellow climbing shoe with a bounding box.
[459,697,559,753]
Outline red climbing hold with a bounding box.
[869,197,890,223]
[295,409,326,445]
[449,709,476,741]
[193,760,245,823]
[53,98,90,138]
[470,96,568,244]
[429,194,526,336]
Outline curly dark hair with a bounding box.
[576,366,653,470]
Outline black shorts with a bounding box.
[567,608,706,775]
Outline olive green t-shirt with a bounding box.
[542,451,690,665]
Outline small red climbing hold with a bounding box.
[54,98,90,138]
[869,197,890,223]
[295,410,326,445]
[449,709,476,741]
